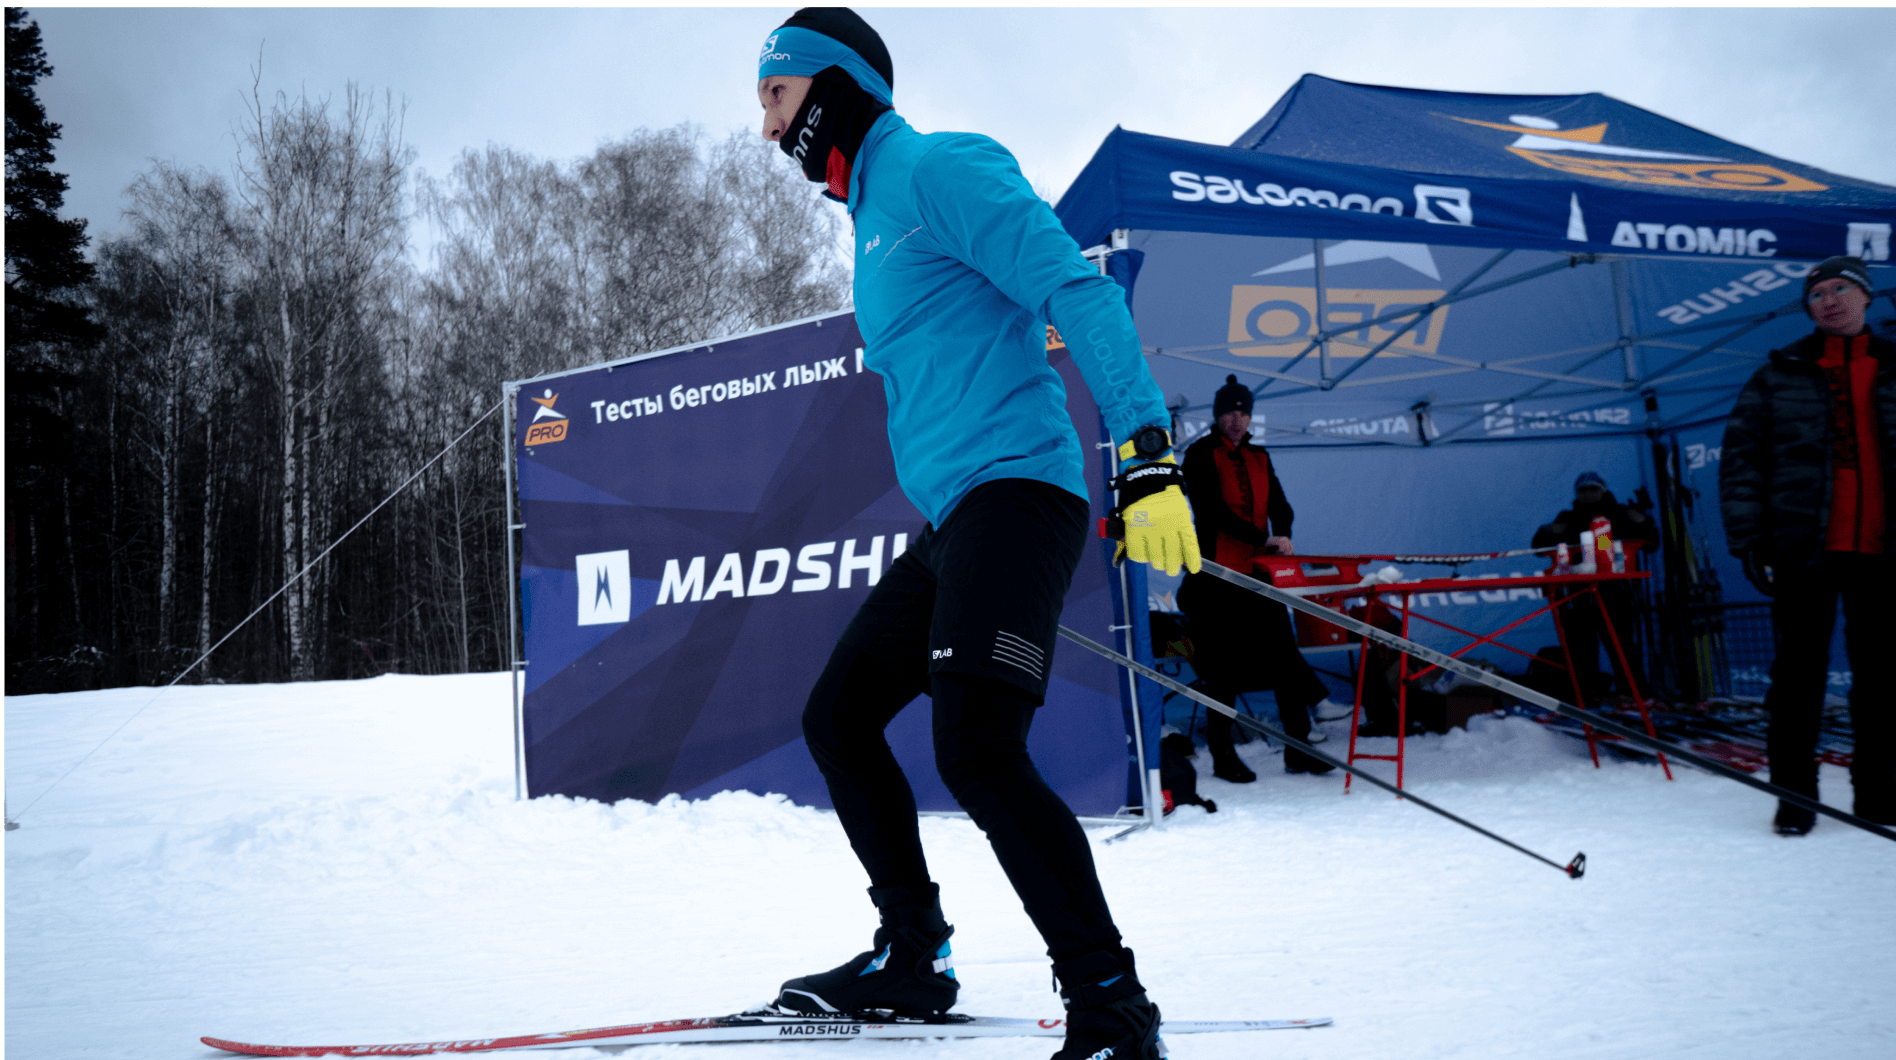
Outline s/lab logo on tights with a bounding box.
[931,648,953,660]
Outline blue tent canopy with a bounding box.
[1053,75,1896,700]
[1060,74,1896,263]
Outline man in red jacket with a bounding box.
[1176,376,1337,779]
[1720,255,1894,835]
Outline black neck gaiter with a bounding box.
[779,67,890,202]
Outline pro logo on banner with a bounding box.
[525,390,570,445]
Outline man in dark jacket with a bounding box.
[1531,472,1656,701]
[1720,255,1894,834]
[1176,376,1336,779]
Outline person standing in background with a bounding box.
[1177,376,1338,781]
[1720,255,1893,835]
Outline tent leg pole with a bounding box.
[1118,556,1158,830]
[501,389,526,803]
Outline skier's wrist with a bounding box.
[1116,425,1172,472]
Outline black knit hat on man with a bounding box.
[1803,256,1874,315]
[1213,375,1253,418]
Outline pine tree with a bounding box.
[6,8,105,691]
[6,7,96,346]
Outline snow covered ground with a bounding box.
[6,673,1893,1059]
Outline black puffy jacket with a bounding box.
[1718,329,1896,565]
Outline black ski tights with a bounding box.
[803,662,1121,963]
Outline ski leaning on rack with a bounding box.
[1189,558,1895,844]
[202,1009,1332,1055]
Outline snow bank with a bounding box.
[7,674,1892,1058]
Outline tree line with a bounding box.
[5,10,851,692]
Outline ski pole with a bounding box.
[1058,625,1588,879]
[1196,559,1896,844]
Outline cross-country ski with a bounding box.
[202,1011,1331,1056]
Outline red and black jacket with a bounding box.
[1720,328,1895,564]
[1182,430,1295,573]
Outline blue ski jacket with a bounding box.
[844,111,1168,526]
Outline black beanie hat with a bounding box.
[1802,255,1873,317]
[778,7,894,94]
[1213,375,1253,418]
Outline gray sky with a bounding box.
[27,5,1896,266]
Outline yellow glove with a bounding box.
[1109,446,1202,577]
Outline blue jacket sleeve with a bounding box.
[909,135,1169,448]
[1043,278,1169,449]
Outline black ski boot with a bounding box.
[774,883,959,1018]
[1773,799,1816,836]
[1050,948,1166,1060]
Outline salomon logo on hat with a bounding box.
[756,7,894,106]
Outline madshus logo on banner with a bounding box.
[1169,173,1474,227]
[574,536,911,626]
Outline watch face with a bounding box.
[1136,426,1170,457]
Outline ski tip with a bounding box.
[201,1037,348,1057]
[201,1038,272,1056]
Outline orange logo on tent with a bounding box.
[1445,114,1827,193]
[1227,285,1450,357]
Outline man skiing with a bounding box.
[755,9,1197,1059]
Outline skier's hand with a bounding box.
[1110,454,1201,577]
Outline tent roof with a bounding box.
[1056,74,1896,263]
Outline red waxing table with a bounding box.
[1250,548,1670,791]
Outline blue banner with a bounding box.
[512,312,1135,814]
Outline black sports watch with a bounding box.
[1126,425,1172,462]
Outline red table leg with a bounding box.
[1593,590,1672,780]
[1548,588,1602,768]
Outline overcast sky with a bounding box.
[27,4,1896,267]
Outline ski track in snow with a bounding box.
[6,672,1893,1059]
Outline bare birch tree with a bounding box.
[30,98,848,690]
[112,165,240,674]
[235,78,411,680]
